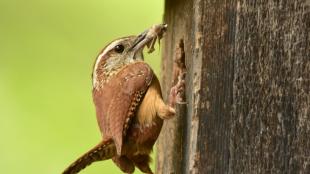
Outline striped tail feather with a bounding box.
[62,139,116,174]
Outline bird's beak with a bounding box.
[129,24,168,55]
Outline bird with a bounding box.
[62,24,184,174]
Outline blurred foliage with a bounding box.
[0,0,163,173]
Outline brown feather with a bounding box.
[93,61,153,155]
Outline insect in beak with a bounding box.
[129,24,168,55]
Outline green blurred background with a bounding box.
[0,0,163,173]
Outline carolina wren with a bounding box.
[63,24,183,174]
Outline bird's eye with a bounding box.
[114,44,125,53]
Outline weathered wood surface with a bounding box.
[156,0,310,174]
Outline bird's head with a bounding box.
[92,24,167,87]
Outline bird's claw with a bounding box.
[169,72,186,107]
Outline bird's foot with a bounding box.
[169,72,186,107]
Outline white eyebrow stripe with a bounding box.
[92,39,124,87]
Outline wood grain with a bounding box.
[157,0,310,173]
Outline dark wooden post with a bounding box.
[156,0,310,173]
